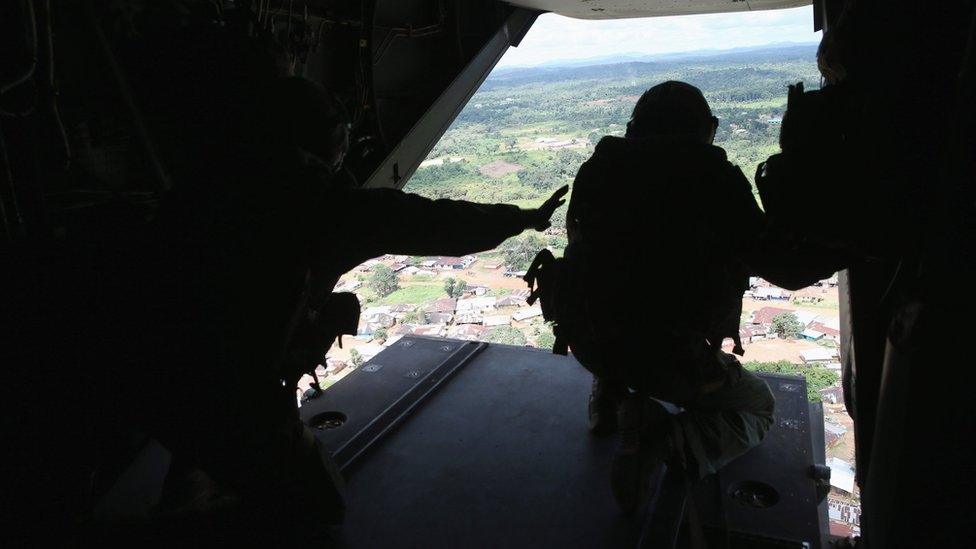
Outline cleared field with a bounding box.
[478,160,523,178]
[376,282,444,305]
[740,338,825,363]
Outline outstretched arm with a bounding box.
[317,186,568,273]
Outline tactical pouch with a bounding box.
[524,248,569,354]
[523,247,614,384]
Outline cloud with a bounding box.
[497,6,820,67]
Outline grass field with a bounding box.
[376,282,445,306]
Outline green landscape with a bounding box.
[408,43,822,214]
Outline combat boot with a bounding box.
[610,391,643,513]
[588,376,622,436]
[611,394,673,514]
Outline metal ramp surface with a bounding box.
[299,336,827,548]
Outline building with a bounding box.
[363,312,395,330]
[495,295,526,308]
[503,288,531,301]
[483,314,510,327]
[752,306,820,331]
[809,321,841,343]
[828,457,856,495]
[324,358,347,375]
[388,304,417,320]
[409,324,447,337]
[401,266,437,277]
[792,286,827,304]
[512,307,543,322]
[428,255,477,270]
[742,324,769,341]
[454,311,484,325]
[750,306,793,326]
[800,348,838,364]
[753,287,792,301]
[390,324,447,341]
[828,494,862,538]
[800,328,825,341]
[823,418,847,445]
[448,324,489,341]
[829,519,858,539]
[425,312,454,325]
[793,310,821,327]
[390,324,414,336]
[456,296,496,312]
[820,386,845,405]
[425,298,457,314]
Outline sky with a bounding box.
[496,5,820,67]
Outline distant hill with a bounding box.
[486,43,819,89]
[495,42,819,71]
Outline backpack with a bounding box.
[524,242,744,403]
[524,198,749,399]
[525,244,746,355]
[523,248,575,356]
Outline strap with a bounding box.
[552,334,569,356]
[732,333,745,356]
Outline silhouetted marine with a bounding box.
[525,81,837,517]
[143,76,567,539]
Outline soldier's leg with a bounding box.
[589,375,627,435]
[203,386,346,529]
[669,365,776,479]
[147,374,345,539]
[570,336,627,435]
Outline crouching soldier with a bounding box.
[526,81,834,514]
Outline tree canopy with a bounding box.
[535,331,556,350]
[771,312,803,339]
[368,265,399,297]
[349,348,364,368]
[443,277,468,298]
[487,326,527,346]
[503,233,546,271]
[401,309,426,324]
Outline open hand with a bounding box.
[529,185,569,231]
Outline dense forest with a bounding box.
[407,43,821,216]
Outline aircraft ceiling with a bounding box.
[504,0,810,20]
